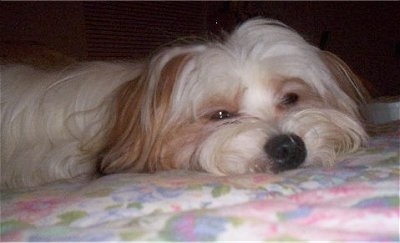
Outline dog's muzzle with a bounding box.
[264,133,306,173]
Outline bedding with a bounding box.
[1,128,399,241]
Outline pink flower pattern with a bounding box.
[1,130,399,241]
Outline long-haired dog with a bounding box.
[1,19,370,188]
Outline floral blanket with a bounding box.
[1,131,399,241]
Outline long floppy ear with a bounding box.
[320,51,381,135]
[97,52,192,175]
[321,51,372,106]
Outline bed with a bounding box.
[1,122,399,241]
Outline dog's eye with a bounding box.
[281,92,299,106]
[210,110,232,120]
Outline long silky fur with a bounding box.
[1,19,369,188]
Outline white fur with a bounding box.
[1,62,143,187]
[1,19,368,188]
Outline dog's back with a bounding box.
[1,62,141,188]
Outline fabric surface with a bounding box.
[1,131,399,241]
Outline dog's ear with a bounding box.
[97,53,192,175]
[320,51,372,105]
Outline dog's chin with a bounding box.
[195,121,275,175]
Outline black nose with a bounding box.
[264,134,306,173]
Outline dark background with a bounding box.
[1,2,399,97]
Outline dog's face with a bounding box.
[98,19,368,176]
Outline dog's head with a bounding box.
[98,19,369,176]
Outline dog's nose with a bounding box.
[264,134,306,173]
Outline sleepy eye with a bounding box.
[210,110,233,120]
[280,92,299,106]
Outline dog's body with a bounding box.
[1,62,143,187]
[1,19,368,188]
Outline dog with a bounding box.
[1,19,370,188]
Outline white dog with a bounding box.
[1,19,369,188]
